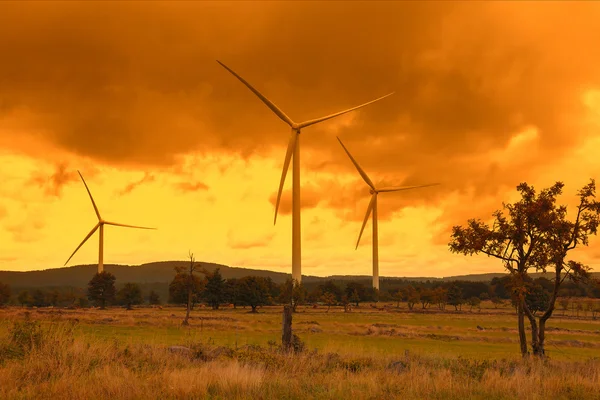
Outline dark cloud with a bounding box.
[28,162,79,197]
[1,1,599,211]
[116,173,155,196]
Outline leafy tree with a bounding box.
[203,267,227,310]
[174,252,205,325]
[479,292,490,301]
[467,296,481,312]
[238,276,271,313]
[307,287,323,304]
[278,278,307,312]
[321,292,336,312]
[148,290,161,305]
[404,285,420,310]
[118,282,143,310]
[47,290,60,307]
[169,273,203,305]
[318,280,342,302]
[0,282,11,306]
[345,282,367,306]
[225,278,240,308]
[450,182,564,356]
[450,180,600,357]
[522,180,600,356]
[32,289,48,307]
[447,284,463,311]
[491,297,504,309]
[420,288,433,309]
[87,271,116,309]
[432,287,448,310]
[390,289,403,308]
[17,290,32,307]
[559,297,570,316]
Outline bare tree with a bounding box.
[176,251,205,326]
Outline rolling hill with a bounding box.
[2,261,595,290]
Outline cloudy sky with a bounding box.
[1,1,599,277]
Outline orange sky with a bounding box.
[1,1,600,277]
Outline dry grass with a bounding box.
[1,314,600,399]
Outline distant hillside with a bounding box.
[0,261,597,290]
[0,261,294,289]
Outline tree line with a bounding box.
[2,269,598,313]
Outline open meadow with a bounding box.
[1,302,599,399]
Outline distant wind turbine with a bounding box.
[64,171,156,274]
[336,137,439,290]
[217,60,393,284]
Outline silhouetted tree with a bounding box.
[447,284,463,311]
[238,276,271,313]
[17,290,32,307]
[450,180,600,358]
[278,278,307,312]
[87,272,116,309]
[345,282,368,306]
[404,285,420,310]
[0,282,11,306]
[467,296,481,312]
[148,290,161,305]
[225,278,240,308]
[174,252,205,325]
[203,267,227,309]
[32,289,47,307]
[318,280,342,302]
[522,180,600,357]
[321,292,336,312]
[118,282,143,310]
[307,287,323,304]
[449,182,563,356]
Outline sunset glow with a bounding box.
[1,1,599,277]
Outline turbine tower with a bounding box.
[337,137,439,290]
[217,60,393,284]
[64,171,156,274]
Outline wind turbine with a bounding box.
[336,137,439,290]
[217,60,393,284]
[64,171,156,274]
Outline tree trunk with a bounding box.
[517,301,528,357]
[523,302,540,355]
[282,305,293,352]
[183,288,191,326]
[251,305,258,313]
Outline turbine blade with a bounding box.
[216,60,295,127]
[274,131,298,225]
[378,183,440,193]
[337,136,375,190]
[64,223,100,266]
[356,194,376,249]
[104,221,156,230]
[298,92,394,129]
[77,170,102,221]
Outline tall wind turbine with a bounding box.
[337,137,439,290]
[217,60,393,284]
[64,171,156,274]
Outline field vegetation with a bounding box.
[1,303,599,399]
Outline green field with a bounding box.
[2,303,599,361]
[1,304,600,399]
